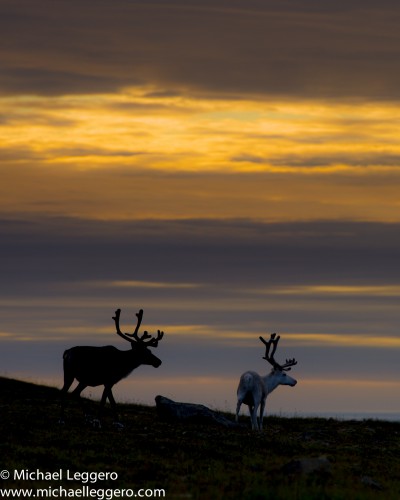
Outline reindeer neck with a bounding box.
[262,371,281,394]
[118,347,144,369]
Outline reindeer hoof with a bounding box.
[113,421,124,430]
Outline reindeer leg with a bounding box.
[235,399,242,423]
[249,404,258,430]
[70,382,91,424]
[252,395,263,431]
[106,386,124,429]
[259,398,266,431]
[59,374,75,424]
[99,386,108,413]
[255,405,261,431]
[106,387,117,416]
[90,386,108,429]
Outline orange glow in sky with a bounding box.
[2,91,400,222]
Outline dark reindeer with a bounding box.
[236,333,297,430]
[60,308,164,427]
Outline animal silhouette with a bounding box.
[60,308,164,427]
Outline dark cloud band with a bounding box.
[2,0,400,100]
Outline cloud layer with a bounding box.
[2,0,400,100]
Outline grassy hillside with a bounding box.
[0,376,399,499]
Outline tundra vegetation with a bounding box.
[1,377,400,499]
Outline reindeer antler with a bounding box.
[146,329,164,347]
[259,333,281,370]
[112,309,164,347]
[112,308,133,342]
[281,358,297,370]
[259,333,297,371]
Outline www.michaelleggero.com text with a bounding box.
[0,469,165,499]
[0,486,165,499]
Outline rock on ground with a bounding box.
[155,395,239,428]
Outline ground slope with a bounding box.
[0,377,399,499]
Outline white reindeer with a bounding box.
[236,333,297,430]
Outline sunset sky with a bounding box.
[1,0,400,418]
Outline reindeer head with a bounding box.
[259,333,297,386]
[112,308,164,367]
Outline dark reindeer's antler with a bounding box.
[259,333,297,371]
[144,329,164,347]
[112,309,164,347]
[113,308,145,341]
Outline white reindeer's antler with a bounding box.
[259,333,297,371]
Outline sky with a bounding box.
[1,0,400,419]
